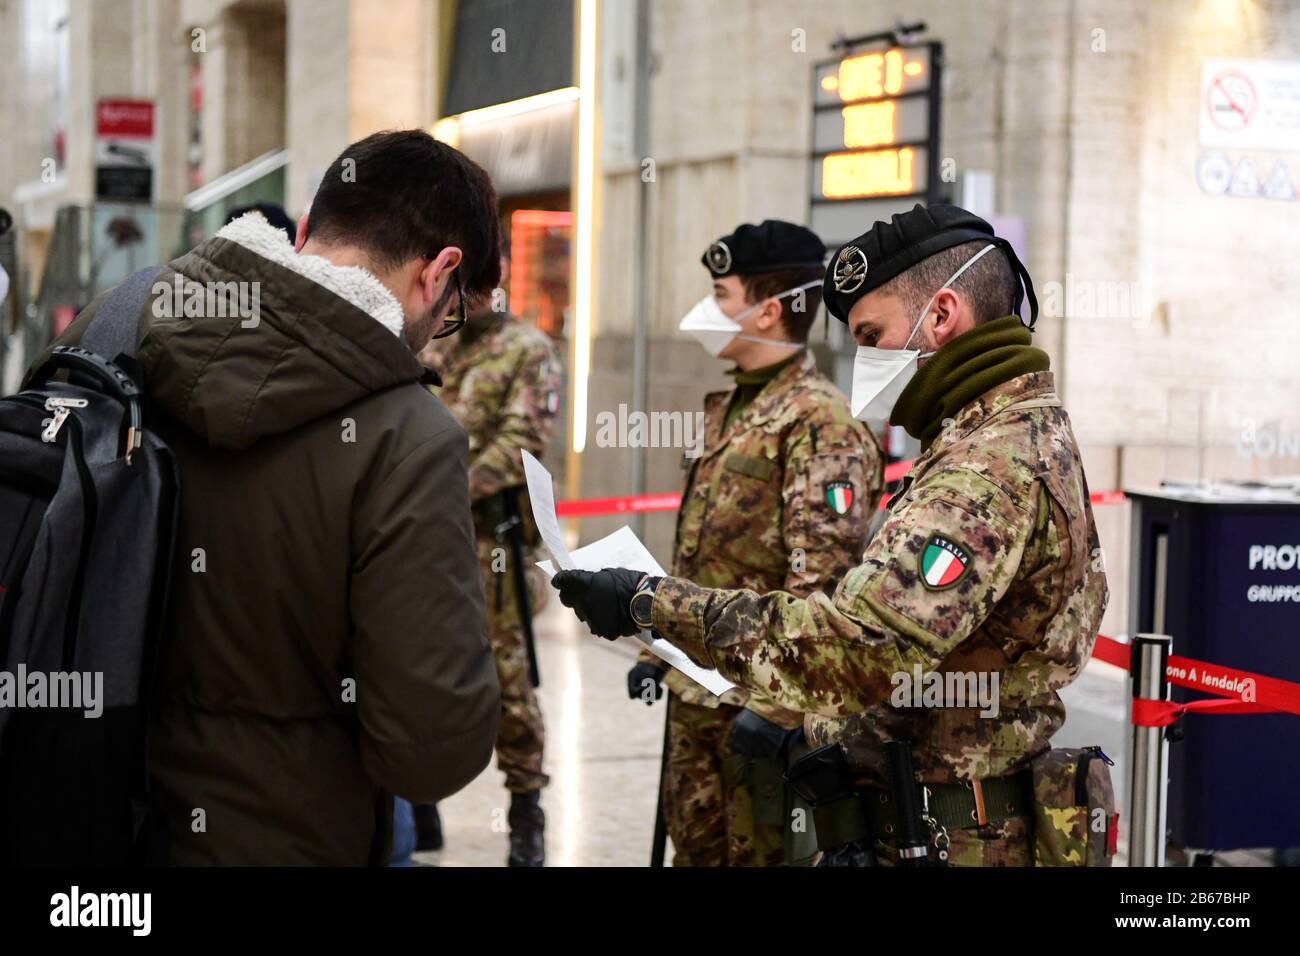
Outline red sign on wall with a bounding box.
[95,98,156,202]
[96,99,155,138]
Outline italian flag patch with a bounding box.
[824,481,854,515]
[920,535,971,590]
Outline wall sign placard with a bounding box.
[1200,59,1300,153]
[95,99,156,203]
[810,41,943,244]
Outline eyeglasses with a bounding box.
[430,265,466,339]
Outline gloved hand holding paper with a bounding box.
[522,451,735,697]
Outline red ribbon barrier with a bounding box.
[883,459,912,483]
[1131,697,1277,728]
[1091,634,1131,670]
[556,491,681,518]
[1089,490,1128,506]
[1090,634,1300,725]
[555,459,1126,517]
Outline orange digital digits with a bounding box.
[821,147,916,199]
[842,100,897,148]
[836,48,909,102]
[816,46,930,201]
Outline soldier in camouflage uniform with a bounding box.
[556,204,1108,867]
[420,251,562,867]
[629,221,882,866]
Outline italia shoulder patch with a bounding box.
[919,534,971,590]
[824,480,855,515]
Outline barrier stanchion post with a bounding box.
[1129,633,1172,867]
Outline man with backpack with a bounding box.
[1,130,502,865]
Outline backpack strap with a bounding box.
[80,266,163,363]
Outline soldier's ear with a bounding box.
[929,288,967,348]
[755,296,784,332]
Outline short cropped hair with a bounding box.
[306,130,502,302]
[739,266,825,341]
[880,240,1018,324]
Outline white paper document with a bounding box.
[522,449,575,571]
[523,451,736,697]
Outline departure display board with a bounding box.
[811,42,943,243]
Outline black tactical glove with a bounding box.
[729,708,797,759]
[627,660,667,704]
[552,568,646,640]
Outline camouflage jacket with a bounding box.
[649,371,1109,785]
[426,312,562,541]
[650,350,883,721]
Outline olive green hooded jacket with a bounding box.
[41,213,500,864]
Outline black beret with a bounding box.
[702,219,826,277]
[823,202,1038,328]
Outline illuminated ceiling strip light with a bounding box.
[446,86,579,128]
[572,0,597,454]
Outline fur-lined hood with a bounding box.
[214,213,406,339]
[131,212,431,450]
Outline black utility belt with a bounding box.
[812,772,1034,853]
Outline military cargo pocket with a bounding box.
[722,452,777,481]
[709,447,785,571]
[1029,747,1117,866]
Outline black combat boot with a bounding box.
[507,790,545,867]
[413,803,443,852]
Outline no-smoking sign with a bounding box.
[1200,58,1300,152]
[1206,69,1257,132]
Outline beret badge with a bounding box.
[832,245,868,294]
[705,240,733,275]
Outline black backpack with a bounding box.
[0,267,179,865]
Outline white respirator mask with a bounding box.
[679,280,821,357]
[850,243,996,421]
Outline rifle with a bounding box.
[495,487,541,688]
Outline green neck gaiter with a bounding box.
[891,315,1049,450]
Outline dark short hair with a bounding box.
[739,266,825,341]
[880,240,1017,325]
[306,130,502,301]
